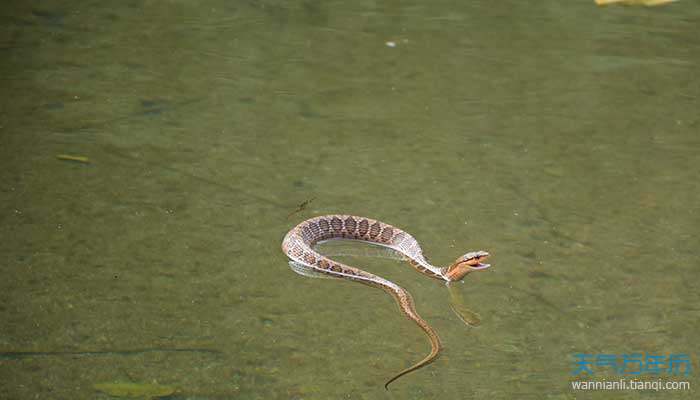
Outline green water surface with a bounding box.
[1,1,698,399]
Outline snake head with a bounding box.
[444,251,491,281]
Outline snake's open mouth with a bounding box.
[470,262,491,270]
[463,251,490,270]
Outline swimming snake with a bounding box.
[282,215,491,389]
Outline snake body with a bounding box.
[282,215,490,389]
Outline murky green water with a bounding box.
[1,1,698,399]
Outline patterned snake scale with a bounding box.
[282,215,491,389]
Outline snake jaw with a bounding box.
[462,251,491,269]
[444,251,491,281]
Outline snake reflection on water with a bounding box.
[282,215,491,389]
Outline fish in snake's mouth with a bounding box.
[462,251,491,270]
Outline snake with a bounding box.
[281,215,491,389]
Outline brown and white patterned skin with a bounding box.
[281,215,490,389]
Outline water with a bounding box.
[1,1,698,399]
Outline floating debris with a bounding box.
[595,0,679,6]
[385,39,409,48]
[287,197,315,219]
[56,154,90,164]
[93,382,176,399]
